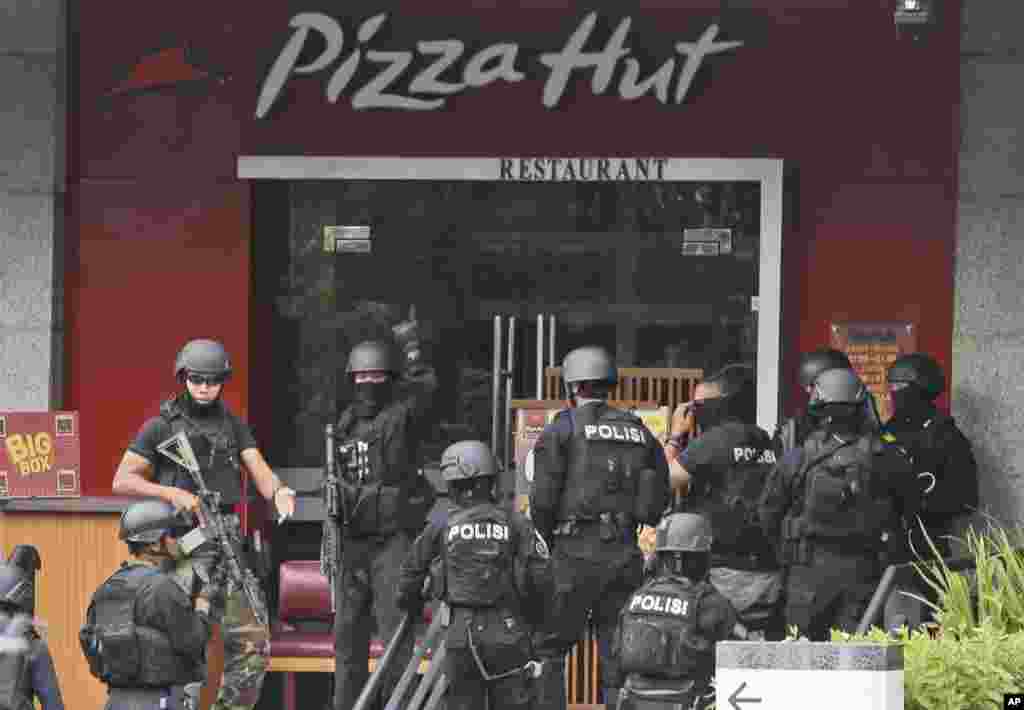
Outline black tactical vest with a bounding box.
[557,404,654,522]
[795,434,894,544]
[81,564,197,688]
[335,405,434,536]
[443,504,516,608]
[689,427,777,560]
[618,576,712,680]
[158,397,246,505]
[0,644,32,710]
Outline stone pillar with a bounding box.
[955,2,1024,527]
[0,0,65,409]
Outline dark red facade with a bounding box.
[67,1,961,493]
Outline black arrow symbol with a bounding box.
[729,681,762,710]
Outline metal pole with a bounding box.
[491,316,502,457]
[352,613,412,710]
[549,315,556,368]
[536,313,544,399]
[856,564,900,635]
[505,316,516,472]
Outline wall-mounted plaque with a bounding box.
[830,322,916,423]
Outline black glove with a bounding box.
[392,320,422,367]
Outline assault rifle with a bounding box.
[322,423,341,612]
[321,424,372,611]
[156,431,268,628]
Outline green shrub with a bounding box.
[829,521,1024,709]
[831,624,1024,710]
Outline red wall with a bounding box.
[67,1,960,493]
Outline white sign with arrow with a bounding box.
[715,669,903,710]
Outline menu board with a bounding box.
[830,322,916,423]
[514,407,563,498]
[0,411,81,498]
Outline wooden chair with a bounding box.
[544,367,703,416]
[268,560,336,710]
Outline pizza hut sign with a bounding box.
[256,11,743,117]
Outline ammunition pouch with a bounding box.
[341,481,400,537]
[554,513,636,544]
[335,474,434,538]
[80,623,190,688]
[620,676,703,710]
[779,517,811,566]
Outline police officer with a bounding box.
[883,353,978,558]
[112,339,295,710]
[758,368,920,640]
[665,364,783,640]
[613,514,737,710]
[530,346,670,710]
[396,441,551,710]
[773,349,853,455]
[328,322,438,710]
[881,354,978,632]
[0,546,63,709]
[82,500,219,710]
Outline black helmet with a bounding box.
[702,363,755,398]
[808,368,866,408]
[0,546,39,616]
[175,339,232,382]
[654,513,713,553]
[887,353,944,399]
[440,440,498,482]
[119,500,184,544]
[562,346,617,386]
[346,340,397,375]
[798,348,852,389]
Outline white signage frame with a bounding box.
[237,156,784,432]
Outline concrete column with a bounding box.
[955,2,1024,527]
[0,0,66,409]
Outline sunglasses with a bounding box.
[185,373,226,386]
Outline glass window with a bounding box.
[256,180,761,466]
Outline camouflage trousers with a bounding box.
[172,517,270,710]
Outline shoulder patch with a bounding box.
[533,530,550,559]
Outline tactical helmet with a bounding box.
[808,368,866,408]
[440,440,498,482]
[175,339,232,381]
[798,348,852,389]
[119,500,184,544]
[887,353,945,399]
[346,340,397,375]
[0,546,39,616]
[703,363,755,398]
[562,346,617,385]
[654,513,713,553]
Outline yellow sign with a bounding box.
[4,432,54,476]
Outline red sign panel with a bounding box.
[0,412,81,498]
[830,322,917,424]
